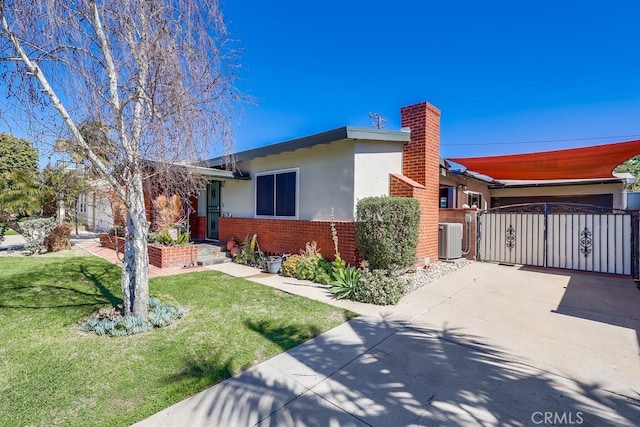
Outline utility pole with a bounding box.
[369,112,387,129]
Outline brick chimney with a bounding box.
[398,101,441,265]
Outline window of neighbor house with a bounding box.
[256,169,297,217]
[78,193,87,214]
[467,192,482,209]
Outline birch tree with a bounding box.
[0,1,237,316]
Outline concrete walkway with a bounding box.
[0,233,26,251]
[135,262,640,426]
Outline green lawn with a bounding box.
[1,223,19,235]
[0,255,356,426]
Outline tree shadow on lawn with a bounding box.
[152,316,640,427]
[165,352,237,391]
[0,258,121,310]
[244,319,322,352]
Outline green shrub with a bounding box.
[292,252,333,285]
[314,259,334,285]
[295,254,318,280]
[155,228,190,246]
[356,197,420,270]
[330,268,405,305]
[20,217,57,254]
[45,224,71,252]
[281,254,301,277]
[107,225,125,236]
[354,269,405,305]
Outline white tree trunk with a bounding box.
[122,170,150,316]
[57,200,66,225]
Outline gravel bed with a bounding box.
[400,259,471,294]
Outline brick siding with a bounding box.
[193,216,206,240]
[99,234,198,268]
[219,217,358,265]
[400,101,441,265]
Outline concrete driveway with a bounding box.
[136,262,640,426]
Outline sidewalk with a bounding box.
[0,234,26,252]
[74,238,209,278]
[134,262,640,427]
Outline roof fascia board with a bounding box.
[206,126,410,167]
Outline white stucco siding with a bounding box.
[353,140,404,212]
[221,177,254,218]
[197,187,207,216]
[221,140,356,221]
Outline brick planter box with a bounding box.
[99,234,198,268]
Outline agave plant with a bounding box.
[330,266,361,300]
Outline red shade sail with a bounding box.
[449,140,640,180]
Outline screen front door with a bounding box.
[206,181,221,240]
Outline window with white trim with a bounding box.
[256,169,297,217]
[78,193,87,214]
[467,191,482,209]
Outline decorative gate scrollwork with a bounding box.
[505,225,516,251]
[579,227,592,258]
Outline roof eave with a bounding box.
[205,126,411,167]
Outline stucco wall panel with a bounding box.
[222,140,356,221]
[354,140,404,210]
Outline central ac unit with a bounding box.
[439,223,463,260]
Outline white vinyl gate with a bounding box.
[477,203,638,276]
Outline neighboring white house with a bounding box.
[77,179,114,232]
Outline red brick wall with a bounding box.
[148,244,198,268]
[188,195,200,238]
[219,217,358,265]
[99,234,198,268]
[438,208,478,259]
[193,216,206,240]
[400,101,441,264]
[389,174,423,198]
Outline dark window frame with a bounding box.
[255,168,298,218]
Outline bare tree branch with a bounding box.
[0,0,240,316]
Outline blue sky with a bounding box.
[221,0,640,159]
[1,1,638,164]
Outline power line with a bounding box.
[439,63,640,111]
[443,134,640,147]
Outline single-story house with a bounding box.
[187,100,640,266]
[77,98,638,269]
[190,102,442,265]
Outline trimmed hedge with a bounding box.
[356,197,420,270]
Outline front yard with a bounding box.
[0,255,356,426]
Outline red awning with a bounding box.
[448,140,640,180]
